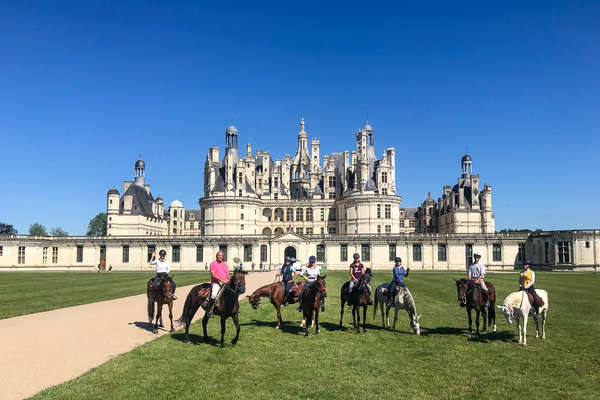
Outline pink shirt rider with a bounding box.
[210,261,229,284]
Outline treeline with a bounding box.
[0,212,108,237]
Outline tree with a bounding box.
[0,222,17,235]
[51,227,69,236]
[29,223,48,236]
[87,213,107,236]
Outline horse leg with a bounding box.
[362,306,367,333]
[467,307,473,338]
[475,309,480,336]
[220,316,226,347]
[352,307,357,331]
[231,313,240,345]
[311,312,315,328]
[542,310,547,339]
[339,299,346,328]
[202,314,210,342]
[534,313,540,338]
[304,311,310,337]
[522,314,528,346]
[275,302,282,329]
[481,308,487,332]
[355,307,360,334]
[153,303,161,333]
[147,299,154,326]
[392,306,398,331]
[168,301,174,332]
[315,310,320,334]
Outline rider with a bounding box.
[149,249,177,300]
[520,261,539,315]
[297,255,325,312]
[207,251,230,318]
[467,253,488,307]
[387,257,409,306]
[277,256,298,307]
[349,253,372,304]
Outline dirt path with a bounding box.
[0,271,277,400]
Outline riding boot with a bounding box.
[206,299,215,318]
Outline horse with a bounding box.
[300,276,326,336]
[373,283,421,335]
[498,289,549,345]
[247,281,304,329]
[455,278,497,338]
[339,269,372,333]
[178,268,247,347]
[146,275,175,334]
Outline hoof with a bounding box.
[159,323,164,328]
[152,328,158,334]
[183,337,190,343]
[170,328,175,333]
[220,343,225,348]
[231,339,238,345]
[275,326,279,330]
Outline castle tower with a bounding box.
[134,159,145,186]
[107,187,120,215]
[461,154,472,178]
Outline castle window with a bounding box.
[438,244,447,262]
[52,247,58,263]
[76,245,83,263]
[409,220,415,228]
[377,205,381,218]
[239,190,242,197]
[296,227,303,234]
[328,192,336,199]
[328,227,336,234]
[286,208,293,222]
[320,208,325,221]
[296,208,303,221]
[238,172,243,184]
[241,224,244,230]
[219,245,228,261]
[361,244,370,262]
[173,210,177,218]
[306,227,313,234]
[382,188,388,195]
[244,244,252,262]
[385,204,391,219]
[340,244,348,262]
[18,246,25,264]
[306,208,313,221]
[328,208,337,221]
[122,245,129,263]
[260,245,268,262]
[172,245,181,262]
[585,241,590,248]
[381,172,387,183]
[544,242,549,263]
[400,220,405,228]
[493,244,502,262]
[558,242,571,263]
[321,227,325,234]
[385,225,391,234]
[274,194,278,200]
[147,245,156,262]
[240,213,244,220]
[0,246,3,256]
[196,245,203,262]
[42,247,48,263]
[274,177,278,188]
[413,244,422,262]
[517,243,526,262]
[317,244,326,262]
[328,176,336,188]
[389,244,396,262]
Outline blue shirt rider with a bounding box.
[387,257,409,305]
[277,256,297,307]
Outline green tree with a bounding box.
[87,213,107,236]
[51,227,69,236]
[0,222,17,235]
[29,223,48,236]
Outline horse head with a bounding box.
[231,268,247,295]
[411,313,421,335]
[161,278,174,301]
[456,279,468,306]
[497,303,513,324]
[246,293,259,309]
[317,275,327,298]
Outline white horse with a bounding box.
[498,289,548,345]
[374,284,421,335]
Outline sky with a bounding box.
[1,1,599,235]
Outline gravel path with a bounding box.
[0,271,277,400]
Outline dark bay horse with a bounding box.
[456,278,497,338]
[178,268,247,347]
[146,276,175,334]
[300,276,326,336]
[247,281,304,329]
[339,269,372,333]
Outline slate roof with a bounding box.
[185,210,202,220]
[122,184,155,218]
[403,207,418,219]
[245,177,255,194]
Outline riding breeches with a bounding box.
[282,281,293,301]
[349,280,371,293]
[525,285,538,307]
[211,282,223,299]
[479,279,488,292]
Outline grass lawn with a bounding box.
[0,271,209,319]
[33,271,600,399]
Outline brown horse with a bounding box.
[339,269,372,333]
[146,276,175,334]
[178,268,247,347]
[247,281,304,329]
[300,276,326,336]
[456,278,497,338]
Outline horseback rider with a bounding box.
[207,251,230,318]
[149,250,177,300]
[297,255,325,312]
[467,253,489,307]
[349,253,372,304]
[387,257,409,306]
[276,256,298,307]
[520,261,539,315]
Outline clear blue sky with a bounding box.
[2,1,599,235]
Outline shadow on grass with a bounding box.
[241,319,301,335]
[129,321,164,333]
[320,321,386,333]
[420,326,515,342]
[170,332,233,347]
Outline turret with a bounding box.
[134,159,145,186]
[461,154,472,178]
[107,187,120,215]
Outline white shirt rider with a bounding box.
[150,258,170,274]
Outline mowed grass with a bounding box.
[33,272,600,399]
[0,271,209,319]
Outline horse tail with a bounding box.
[373,287,379,318]
[177,289,196,326]
[147,298,155,322]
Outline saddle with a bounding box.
[526,291,545,308]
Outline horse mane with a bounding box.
[402,288,416,315]
[503,291,525,308]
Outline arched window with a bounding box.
[306,208,313,221]
[296,208,304,221]
[173,210,177,218]
[286,208,293,222]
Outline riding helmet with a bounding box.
[353,253,360,260]
[159,249,167,257]
[309,255,316,263]
[474,253,481,258]
[395,257,402,263]
[285,256,291,262]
